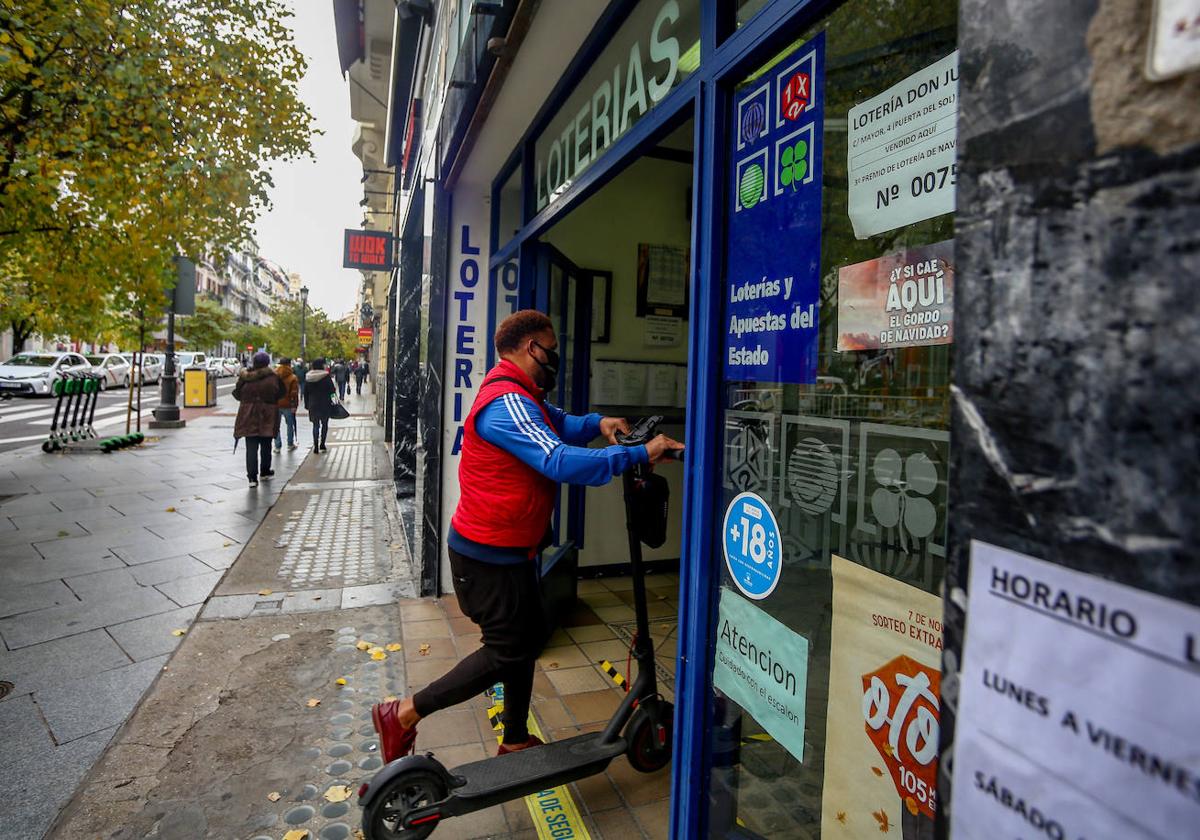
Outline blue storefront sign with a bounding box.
[724,33,825,384]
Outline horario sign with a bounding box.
[343,229,394,271]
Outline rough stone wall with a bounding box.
[938,0,1200,830]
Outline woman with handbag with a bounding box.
[303,358,337,453]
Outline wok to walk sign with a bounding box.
[343,229,393,271]
[821,555,943,838]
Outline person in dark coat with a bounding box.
[304,357,337,453]
[274,357,300,452]
[332,359,350,400]
[233,351,286,487]
[354,358,368,395]
[293,357,308,400]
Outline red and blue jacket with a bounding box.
[449,359,648,564]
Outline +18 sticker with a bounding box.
[722,492,782,599]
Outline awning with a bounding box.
[332,0,364,76]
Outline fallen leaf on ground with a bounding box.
[57,530,69,537]
[223,541,232,547]
[267,791,281,802]
[165,507,176,512]
[418,643,431,656]
[283,830,309,840]
[335,678,347,686]
[170,629,186,637]
[383,695,397,703]
[385,643,402,652]
[306,698,321,708]
[871,766,883,777]
[356,641,371,651]
[354,830,366,840]
[258,588,273,596]
[324,785,352,803]
[371,650,387,661]
[368,646,384,656]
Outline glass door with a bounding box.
[705,0,957,837]
[536,243,593,551]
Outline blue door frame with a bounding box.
[482,1,835,835]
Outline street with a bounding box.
[0,380,237,454]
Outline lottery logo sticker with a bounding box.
[722,492,782,599]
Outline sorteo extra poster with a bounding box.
[821,554,943,839]
[837,239,954,352]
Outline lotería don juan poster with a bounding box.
[724,32,825,385]
[821,554,943,839]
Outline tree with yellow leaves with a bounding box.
[0,0,315,347]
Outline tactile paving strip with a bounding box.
[331,426,374,442]
[318,444,375,482]
[248,622,404,840]
[276,487,387,587]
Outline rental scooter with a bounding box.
[357,416,681,839]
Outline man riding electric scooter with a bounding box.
[371,310,683,762]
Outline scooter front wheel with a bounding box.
[626,697,675,773]
[363,769,447,840]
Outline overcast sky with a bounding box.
[254,0,362,320]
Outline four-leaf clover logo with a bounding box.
[780,139,808,191]
[869,448,939,551]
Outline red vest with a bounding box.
[451,360,557,551]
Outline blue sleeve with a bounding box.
[541,402,603,445]
[477,394,646,486]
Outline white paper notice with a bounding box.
[646,365,677,406]
[617,364,647,405]
[644,315,682,347]
[591,361,620,405]
[950,541,1200,840]
[1146,0,1200,81]
[847,51,958,239]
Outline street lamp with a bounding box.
[300,286,309,360]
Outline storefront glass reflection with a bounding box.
[709,0,957,835]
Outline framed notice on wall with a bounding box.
[636,244,689,319]
[589,270,612,343]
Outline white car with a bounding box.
[222,357,241,376]
[0,352,92,396]
[86,353,133,390]
[175,352,207,370]
[120,352,163,385]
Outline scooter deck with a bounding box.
[452,733,627,803]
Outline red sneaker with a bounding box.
[372,700,418,763]
[497,734,544,756]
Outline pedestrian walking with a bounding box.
[294,357,308,401]
[233,351,286,488]
[333,358,350,400]
[304,357,336,453]
[354,358,368,395]
[369,310,683,761]
[274,357,300,452]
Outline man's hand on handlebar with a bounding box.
[644,434,685,464]
[600,416,632,445]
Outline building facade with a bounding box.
[336,0,1200,836]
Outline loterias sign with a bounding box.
[343,229,394,271]
[534,0,700,214]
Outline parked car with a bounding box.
[120,352,163,385]
[0,352,92,396]
[85,353,133,390]
[175,352,207,370]
[222,357,241,376]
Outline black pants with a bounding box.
[312,416,329,449]
[413,549,546,743]
[244,436,272,480]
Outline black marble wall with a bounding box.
[938,0,1200,830]
[392,235,421,493]
[414,183,450,596]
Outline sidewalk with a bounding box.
[0,392,372,837]
[40,389,676,840]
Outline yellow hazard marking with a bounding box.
[598,659,626,688]
[488,688,592,840]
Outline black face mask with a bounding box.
[531,341,559,391]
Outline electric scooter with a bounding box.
[358,416,682,839]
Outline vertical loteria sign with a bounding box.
[821,554,943,838]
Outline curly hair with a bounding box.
[494,309,554,355]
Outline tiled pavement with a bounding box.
[0,393,371,838]
[390,575,680,840]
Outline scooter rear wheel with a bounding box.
[363,769,447,840]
